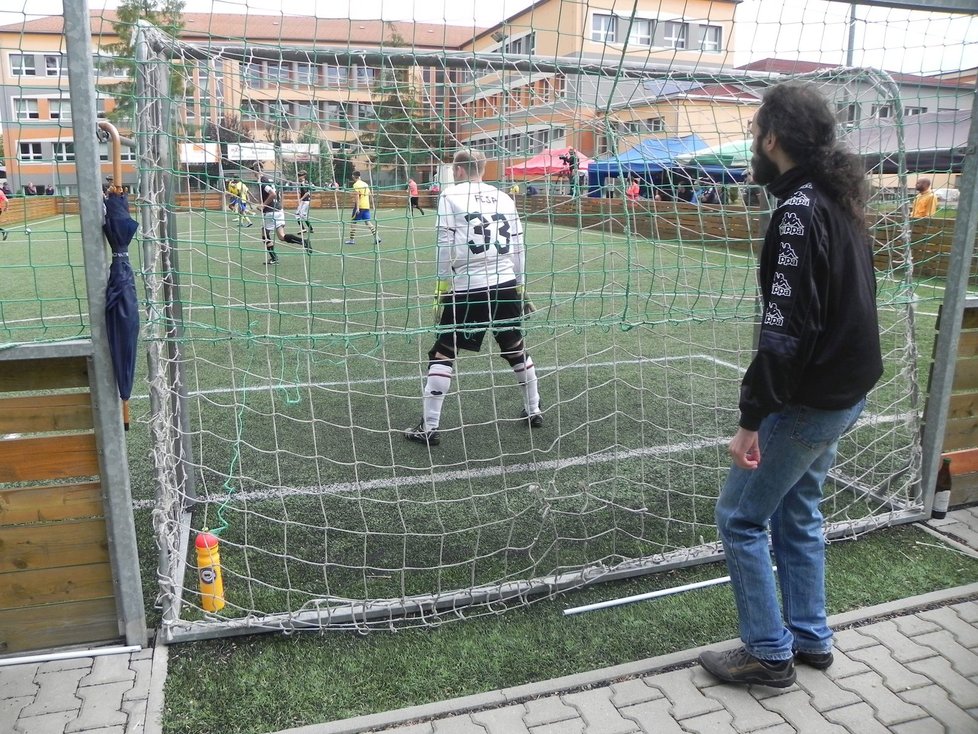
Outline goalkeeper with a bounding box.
[405,148,542,447]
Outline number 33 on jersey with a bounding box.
[437,182,525,292]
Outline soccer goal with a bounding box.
[129,16,936,643]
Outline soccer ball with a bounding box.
[25,228,32,234]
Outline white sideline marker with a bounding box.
[563,567,777,616]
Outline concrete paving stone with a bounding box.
[618,699,686,734]
[66,680,132,732]
[857,621,940,663]
[609,679,664,708]
[80,654,138,687]
[945,525,978,548]
[644,668,724,720]
[430,714,487,733]
[122,695,148,734]
[36,657,92,673]
[74,728,126,734]
[898,684,978,733]
[19,669,84,717]
[528,718,585,734]
[833,628,879,653]
[759,689,849,733]
[821,701,895,734]
[470,705,531,734]
[835,671,927,726]
[951,600,978,624]
[523,696,580,728]
[794,665,862,711]
[892,614,943,638]
[813,648,871,682]
[887,719,944,734]
[846,644,933,691]
[700,683,786,731]
[562,689,637,734]
[124,657,153,702]
[1,696,33,734]
[914,629,978,677]
[917,607,978,648]
[750,725,795,734]
[0,664,39,698]
[15,710,78,734]
[906,656,978,709]
[383,724,434,734]
[675,710,735,733]
[130,648,154,661]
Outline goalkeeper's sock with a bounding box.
[423,364,453,430]
[513,357,540,414]
[284,233,305,245]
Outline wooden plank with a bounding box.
[0,434,99,483]
[951,358,978,392]
[963,308,978,331]
[0,597,119,654]
[0,357,90,393]
[0,562,114,609]
[0,393,93,434]
[0,482,104,525]
[946,393,978,423]
[941,448,978,475]
[0,519,109,573]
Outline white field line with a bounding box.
[131,409,906,510]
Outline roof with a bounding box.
[0,11,483,49]
[737,58,973,89]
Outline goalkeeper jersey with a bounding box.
[436,181,525,292]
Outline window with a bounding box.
[183,95,197,120]
[120,148,136,162]
[647,116,665,132]
[269,100,292,120]
[96,98,108,118]
[14,98,39,120]
[242,62,262,88]
[592,14,618,43]
[44,54,63,76]
[836,102,859,123]
[50,99,72,120]
[701,25,722,52]
[664,21,688,49]
[11,53,36,76]
[296,63,317,85]
[356,65,377,87]
[871,104,892,118]
[19,142,43,161]
[325,65,349,85]
[504,33,536,55]
[906,106,928,116]
[628,19,653,47]
[265,62,291,85]
[53,142,75,162]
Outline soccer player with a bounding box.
[345,171,380,245]
[0,185,8,241]
[407,177,424,216]
[259,174,308,263]
[294,170,314,234]
[226,177,253,227]
[405,148,542,447]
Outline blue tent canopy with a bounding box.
[588,134,708,195]
[588,134,708,176]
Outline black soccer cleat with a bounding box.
[520,408,544,428]
[405,422,440,446]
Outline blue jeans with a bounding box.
[715,399,865,661]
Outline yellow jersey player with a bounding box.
[345,171,380,245]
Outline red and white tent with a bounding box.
[504,147,591,177]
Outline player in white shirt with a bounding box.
[405,148,542,446]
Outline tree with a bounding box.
[204,114,253,145]
[297,125,352,188]
[358,23,448,179]
[100,0,185,125]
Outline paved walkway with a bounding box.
[1,507,976,734]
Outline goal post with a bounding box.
[130,20,930,644]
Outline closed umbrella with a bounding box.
[103,188,140,430]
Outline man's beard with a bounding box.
[751,145,780,187]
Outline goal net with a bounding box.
[125,6,954,643]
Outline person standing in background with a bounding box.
[911,177,938,218]
[408,177,424,216]
[294,170,315,234]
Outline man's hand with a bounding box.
[516,285,536,317]
[729,427,760,470]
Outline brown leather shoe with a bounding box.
[699,647,796,688]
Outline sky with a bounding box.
[1,0,976,76]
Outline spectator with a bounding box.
[626,175,640,202]
[45,185,55,196]
[911,177,938,218]
[25,182,38,196]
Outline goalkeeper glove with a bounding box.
[516,285,537,317]
[433,279,452,321]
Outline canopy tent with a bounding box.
[587,134,707,195]
[844,109,970,174]
[673,138,751,182]
[504,147,591,177]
